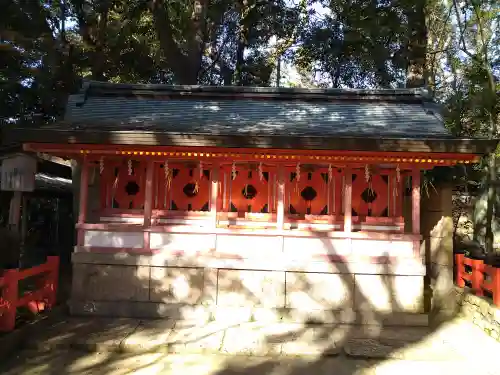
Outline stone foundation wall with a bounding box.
[454,287,500,342]
[70,252,427,326]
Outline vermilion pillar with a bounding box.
[344,168,352,232]
[412,168,421,235]
[143,160,154,250]
[77,156,89,246]
[277,165,285,230]
[210,164,219,227]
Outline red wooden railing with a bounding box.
[455,253,500,306]
[0,256,59,332]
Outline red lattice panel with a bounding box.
[286,169,329,215]
[100,160,146,210]
[169,165,210,211]
[351,173,388,217]
[228,167,271,213]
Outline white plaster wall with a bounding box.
[84,231,144,248]
[350,239,413,257]
[216,235,283,257]
[283,237,351,257]
[150,233,216,253]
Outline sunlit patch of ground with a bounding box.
[1,316,499,375]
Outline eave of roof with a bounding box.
[6,127,498,156]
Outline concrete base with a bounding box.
[71,252,426,325]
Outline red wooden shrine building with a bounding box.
[6,82,496,322]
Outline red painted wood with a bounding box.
[169,164,210,211]
[100,160,147,210]
[0,256,59,332]
[286,168,329,216]
[227,165,271,213]
[412,169,421,235]
[277,166,285,229]
[24,142,480,162]
[0,270,18,331]
[351,172,389,217]
[334,173,343,216]
[144,161,154,227]
[344,169,352,232]
[78,158,90,225]
[210,164,219,226]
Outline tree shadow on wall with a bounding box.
[0,230,474,375]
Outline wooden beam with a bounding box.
[277,166,285,230]
[412,169,421,235]
[344,168,352,232]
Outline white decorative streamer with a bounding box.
[296,163,301,182]
[258,162,263,181]
[127,160,133,176]
[99,157,104,175]
[231,162,237,181]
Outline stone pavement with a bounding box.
[1,316,499,375]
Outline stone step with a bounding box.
[23,317,439,359]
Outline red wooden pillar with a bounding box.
[211,164,219,227]
[412,169,421,258]
[77,157,90,246]
[45,256,60,307]
[143,160,154,251]
[277,166,285,230]
[344,168,352,232]
[492,267,500,307]
[411,168,421,235]
[0,269,18,332]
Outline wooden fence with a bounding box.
[0,256,59,332]
[455,253,500,306]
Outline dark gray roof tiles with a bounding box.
[61,81,450,139]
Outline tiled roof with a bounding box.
[61,81,450,139]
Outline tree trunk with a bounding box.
[405,1,428,88]
[149,0,209,84]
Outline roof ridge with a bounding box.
[78,80,432,99]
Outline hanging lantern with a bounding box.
[258,162,264,181]
[127,160,133,176]
[328,164,333,183]
[99,157,104,175]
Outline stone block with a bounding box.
[429,236,454,266]
[421,211,453,238]
[285,272,353,310]
[72,263,150,302]
[216,269,285,308]
[354,274,424,313]
[150,267,205,304]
